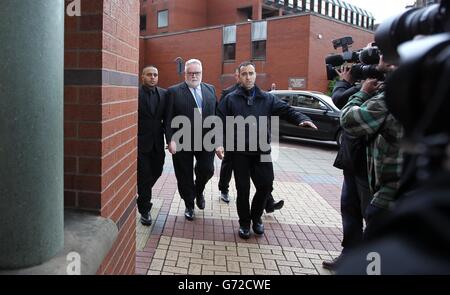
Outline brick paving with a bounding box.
[136,137,343,275]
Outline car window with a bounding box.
[279,95,292,104]
[292,94,327,110]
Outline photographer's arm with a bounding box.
[332,80,360,109]
[340,79,387,137]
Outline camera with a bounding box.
[325,38,384,81]
[376,0,450,138]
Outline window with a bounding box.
[223,25,236,61]
[292,95,326,110]
[223,44,236,61]
[157,10,168,28]
[251,21,267,60]
[280,95,292,104]
[140,15,147,31]
[252,41,266,60]
[320,0,326,15]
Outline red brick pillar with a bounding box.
[64,0,140,274]
[252,0,263,21]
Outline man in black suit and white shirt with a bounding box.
[137,66,168,226]
[165,59,217,221]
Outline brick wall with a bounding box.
[141,0,208,35]
[141,13,374,94]
[141,27,224,91]
[140,0,262,36]
[64,0,140,275]
[206,0,256,26]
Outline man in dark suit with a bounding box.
[137,66,168,226]
[165,59,217,221]
[219,69,285,214]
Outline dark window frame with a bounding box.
[223,43,236,62]
[140,15,147,31]
[252,40,266,61]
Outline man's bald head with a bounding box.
[142,66,159,87]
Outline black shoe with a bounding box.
[140,212,152,226]
[265,200,284,213]
[238,226,251,239]
[252,220,265,235]
[196,194,205,210]
[220,191,230,203]
[322,254,344,270]
[184,207,195,221]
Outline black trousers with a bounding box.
[137,147,165,215]
[340,170,371,253]
[172,150,215,209]
[218,152,233,193]
[231,153,274,227]
[220,152,276,206]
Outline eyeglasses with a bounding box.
[147,73,158,77]
[187,72,202,76]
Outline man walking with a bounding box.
[218,69,285,213]
[137,66,168,226]
[216,61,317,239]
[165,59,217,221]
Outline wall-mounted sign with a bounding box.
[289,78,306,89]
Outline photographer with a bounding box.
[322,66,371,270]
[340,56,404,236]
[336,1,450,275]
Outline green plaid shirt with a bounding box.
[340,90,404,209]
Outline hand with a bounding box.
[361,78,381,95]
[168,141,177,155]
[299,121,318,130]
[215,146,225,160]
[335,66,354,84]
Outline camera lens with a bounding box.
[375,4,441,64]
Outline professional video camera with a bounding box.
[376,0,450,139]
[325,36,384,81]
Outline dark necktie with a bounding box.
[148,88,157,115]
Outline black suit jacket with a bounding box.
[138,86,168,153]
[165,82,217,150]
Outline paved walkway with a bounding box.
[135,137,343,275]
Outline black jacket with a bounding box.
[165,82,217,150]
[331,80,367,175]
[217,85,311,154]
[138,85,168,153]
[220,83,239,102]
[332,80,360,109]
